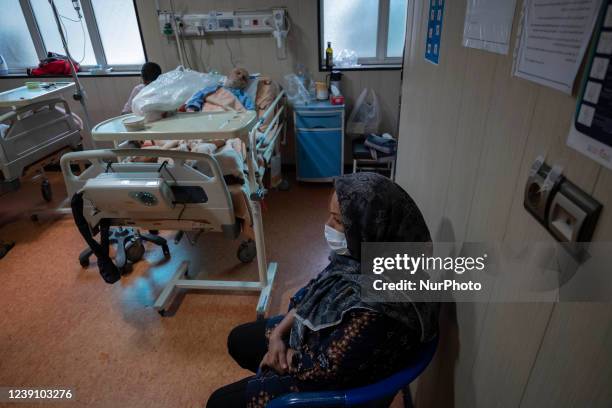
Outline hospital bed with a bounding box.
[0,82,81,200]
[60,90,286,317]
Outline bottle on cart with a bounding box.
[0,55,8,75]
[325,42,334,70]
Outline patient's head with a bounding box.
[224,67,250,89]
[141,62,162,85]
[326,172,431,259]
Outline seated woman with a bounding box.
[207,172,439,408]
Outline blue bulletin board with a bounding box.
[568,0,612,170]
[425,0,445,64]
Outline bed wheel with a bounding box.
[79,256,90,268]
[41,179,52,202]
[278,179,290,191]
[125,238,145,263]
[162,244,170,259]
[237,239,256,263]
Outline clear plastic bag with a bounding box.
[283,73,312,105]
[335,49,359,68]
[131,66,223,119]
[347,88,381,134]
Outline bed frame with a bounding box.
[60,91,286,318]
[0,83,81,201]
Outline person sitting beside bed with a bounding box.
[206,172,440,408]
[185,67,254,112]
[122,62,162,114]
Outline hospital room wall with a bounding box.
[134,0,403,163]
[396,0,612,407]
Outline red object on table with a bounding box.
[330,95,345,105]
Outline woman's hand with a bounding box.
[259,310,297,374]
[260,334,289,374]
[286,348,296,372]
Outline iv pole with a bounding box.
[49,0,96,149]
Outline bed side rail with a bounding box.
[257,90,286,129]
[247,91,286,189]
[60,148,238,234]
[60,148,228,199]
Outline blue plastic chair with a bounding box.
[267,337,438,407]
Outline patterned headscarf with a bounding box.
[335,172,432,259]
[291,173,439,348]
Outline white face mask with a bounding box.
[324,224,348,253]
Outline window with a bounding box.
[0,0,39,72]
[30,0,97,66]
[319,0,408,70]
[91,0,145,65]
[0,0,146,74]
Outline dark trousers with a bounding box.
[207,319,398,408]
[206,319,269,408]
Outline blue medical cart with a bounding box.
[294,101,344,182]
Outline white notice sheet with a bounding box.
[513,0,602,94]
[463,0,518,55]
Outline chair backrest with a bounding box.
[267,337,438,408]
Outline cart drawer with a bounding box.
[296,129,342,180]
[295,110,342,130]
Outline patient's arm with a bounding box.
[185,90,205,112]
[185,85,221,112]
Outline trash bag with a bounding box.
[347,88,381,134]
[283,73,312,105]
[132,66,223,119]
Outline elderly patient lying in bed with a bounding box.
[129,67,277,173]
[185,67,254,112]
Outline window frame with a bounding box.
[7,0,147,75]
[317,0,406,71]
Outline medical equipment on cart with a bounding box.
[61,91,286,317]
[0,82,81,200]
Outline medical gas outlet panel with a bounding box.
[159,9,287,36]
